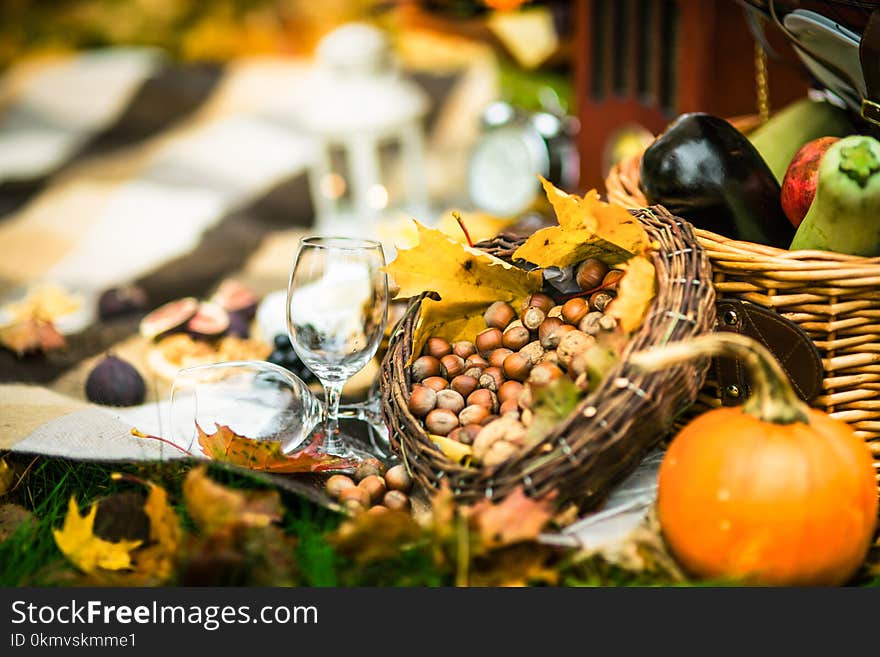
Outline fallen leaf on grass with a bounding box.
[606,255,657,334]
[197,424,356,473]
[469,543,559,587]
[183,466,282,534]
[469,487,556,550]
[0,319,65,356]
[384,221,542,359]
[53,497,142,574]
[513,178,650,268]
[0,503,33,542]
[330,509,423,564]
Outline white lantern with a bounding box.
[297,23,429,237]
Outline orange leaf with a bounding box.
[196,424,355,473]
[469,487,556,549]
[183,466,282,534]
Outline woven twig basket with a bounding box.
[607,154,880,476]
[380,207,716,507]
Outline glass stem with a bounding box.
[321,380,344,454]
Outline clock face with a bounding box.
[468,126,549,216]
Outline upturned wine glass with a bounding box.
[286,236,388,461]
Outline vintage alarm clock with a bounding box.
[467,100,579,216]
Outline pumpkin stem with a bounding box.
[630,334,809,425]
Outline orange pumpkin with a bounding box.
[633,334,878,586]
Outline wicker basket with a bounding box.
[380,207,716,507]
[607,154,880,475]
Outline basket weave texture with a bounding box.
[380,207,716,507]
[607,154,880,473]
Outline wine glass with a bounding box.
[286,236,388,461]
[169,361,323,456]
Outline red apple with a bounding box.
[780,136,840,227]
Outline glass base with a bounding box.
[307,427,380,470]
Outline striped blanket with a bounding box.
[0,45,497,460]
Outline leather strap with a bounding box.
[714,299,823,405]
[860,9,880,127]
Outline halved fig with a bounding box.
[139,297,199,340]
[211,279,258,318]
[186,301,230,337]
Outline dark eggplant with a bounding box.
[640,113,795,248]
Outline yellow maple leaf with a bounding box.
[183,466,282,535]
[52,497,142,574]
[0,457,14,497]
[513,177,650,268]
[134,482,181,581]
[606,255,657,334]
[385,221,542,358]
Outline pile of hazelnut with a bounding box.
[325,459,414,515]
[408,258,624,467]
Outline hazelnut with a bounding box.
[602,269,625,289]
[547,305,564,319]
[523,293,554,314]
[467,388,498,412]
[459,404,490,426]
[411,355,442,382]
[447,427,462,442]
[340,486,370,508]
[475,328,503,356]
[422,376,448,392]
[325,474,356,499]
[578,311,605,335]
[498,380,524,404]
[479,366,504,391]
[425,408,459,436]
[557,330,595,367]
[502,352,532,382]
[518,385,533,410]
[481,414,501,426]
[529,362,564,386]
[465,354,489,370]
[589,291,614,313]
[489,348,514,368]
[519,340,545,366]
[435,389,465,414]
[483,301,517,329]
[562,298,589,325]
[452,341,477,359]
[358,475,387,504]
[367,505,389,515]
[440,354,465,378]
[599,315,618,331]
[355,457,385,481]
[424,337,452,359]
[499,398,520,415]
[458,424,482,445]
[463,366,485,380]
[450,374,479,398]
[540,349,560,366]
[384,464,412,492]
[407,385,436,418]
[344,499,366,514]
[521,408,534,427]
[502,325,531,351]
[383,490,411,512]
[576,258,609,291]
[521,306,546,331]
[538,317,564,349]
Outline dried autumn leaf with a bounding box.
[606,255,657,334]
[469,543,559,587]
[0,319,65,356]
[525,376,581,444]
[430,434,473,466]
[132,481,181,582]
[513,177,651,268]
[183,466,282,534]
[53,497,142,574]
[384,221,542,358]
[470,487,556,550]
[195,424,356,473]
[0,503,32,542]
[330,508,423,564]
[0,457,14,496]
